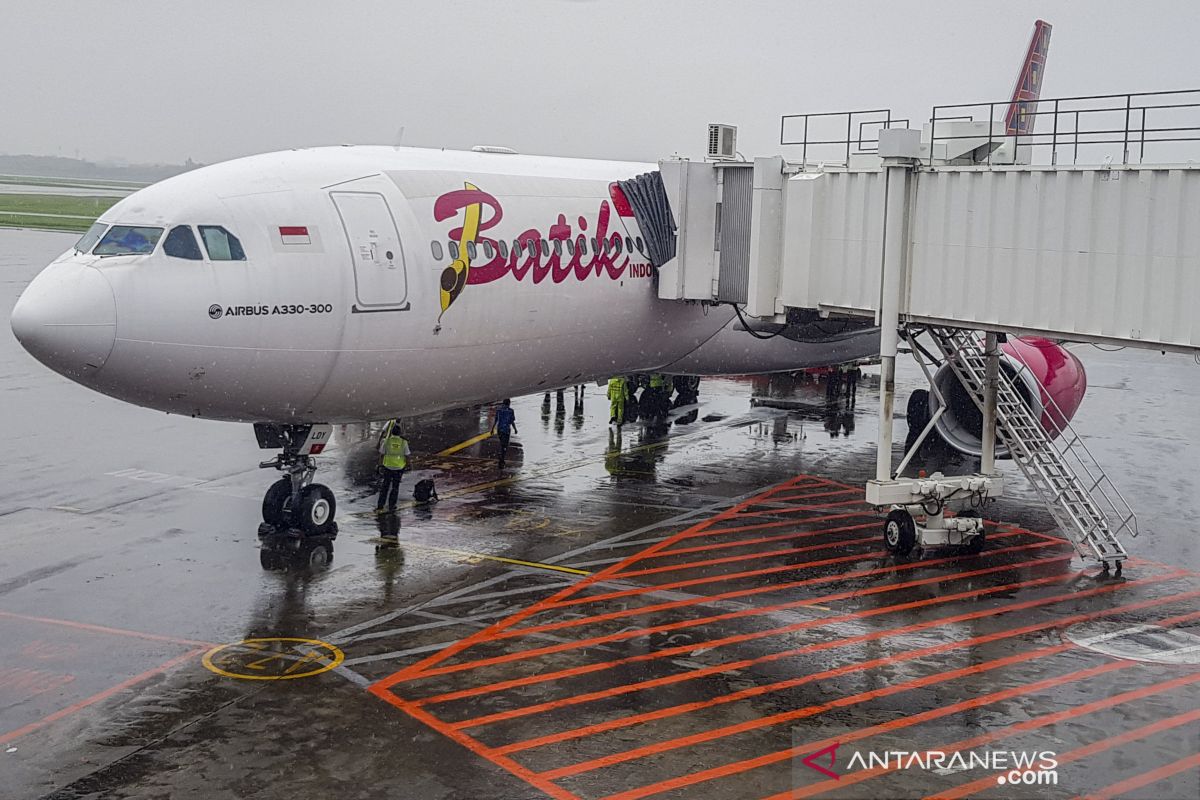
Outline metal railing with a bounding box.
[779,89,1200,169]
[930,88,1200,166]
[779,109,908,167]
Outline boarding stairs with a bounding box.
[929,327,1136,570]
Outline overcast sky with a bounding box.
[4,1,1198,165]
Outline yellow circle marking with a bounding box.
[202,637,344,681]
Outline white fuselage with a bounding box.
[11,146,878,423]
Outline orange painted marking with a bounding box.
[767,488,860,503]
[496,547,1071,642]
[415,568,1182,709]
[638,521,878,560]
[406,554,1151,682]
[685,511,868,538]
[492,578,1189,756]
[775,670,1200,800]
[0,648,204,746]
[928,706,1200,799]
[457,588,1200,736]
[373,475,814,688]
[366,685,581,800]
[579,535,879,580]
[600,662,1134,800]
[0,610,213,648]
[547,533,1055,610]
[544,643,1071,780]
[1074,752,1200,800]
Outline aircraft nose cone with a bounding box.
[11,263,116,379]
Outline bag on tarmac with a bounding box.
[413,479,438,504]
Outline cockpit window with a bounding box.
[74,222,107,254]
[163,225,203,260]
[198,226,246,261]
[93,225,164,256]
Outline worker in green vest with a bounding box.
[607,376,630,426]
[647,372,670,418]
[376,419,410,514]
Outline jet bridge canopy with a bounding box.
[657,88,1200,356]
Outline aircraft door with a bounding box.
[330,192,408,309]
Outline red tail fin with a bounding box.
[1005,19,1053,135]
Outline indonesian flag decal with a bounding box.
[608,182,645,255]
[279,226,311,245]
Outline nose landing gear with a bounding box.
[255,423,339,538]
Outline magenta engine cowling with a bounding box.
[930,337,1087,456]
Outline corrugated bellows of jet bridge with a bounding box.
[617,172,678,270]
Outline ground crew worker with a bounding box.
[648,372,669,417]
[376,420,410,514]
[846,363,861,405]
[491,398,518,468]
[607,376,629,426]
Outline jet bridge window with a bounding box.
[198,225,246,261]
[163,225,202,260]
[93,225,164,256]
[74,222,107,254]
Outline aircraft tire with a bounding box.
[883,509,916,556]
[262,478,293,526]
[298,484,337,536]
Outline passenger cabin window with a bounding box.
[466,241,477,260]
[163,225,202,260]
[540,239,550,257]
[75,222,107,254]
[448,241,459,259]
[613,236,623,254]
[431,240,443,260]
[577,236,588,254]
[498,240,508,259]
[565,240,574,256]
[482,241,494,259]
[553,239,563,256]
[198,226,246,261]
[93,225,164,256]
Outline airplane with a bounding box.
[10,19,1080,538]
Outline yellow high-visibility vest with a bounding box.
[382,435,409,469]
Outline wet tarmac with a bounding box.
[2,228,1198,799]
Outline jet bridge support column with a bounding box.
[875,149,914,482]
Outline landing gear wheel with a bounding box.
[297,484,336,536]
[303,541,333,569]
[260,548,285,570]
[883,509,917,556]
[262,478,293,526]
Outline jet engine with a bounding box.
[923,337,1087,456]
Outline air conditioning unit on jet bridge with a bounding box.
[707,124,738,161]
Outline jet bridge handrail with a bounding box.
[987,334,1139,541]
[779,109,909,166]
[930,87,1200,166]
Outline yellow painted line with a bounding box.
[404,542,590,576]
[202,637,344,681]
[437,431,493,457]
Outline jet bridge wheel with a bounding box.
[958,509,986,554]
[262,478,293,526]
[297,484,336,536]
[883,509,917,556]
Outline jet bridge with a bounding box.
[657,89,1200,572]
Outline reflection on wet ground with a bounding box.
[2,229,1198,799]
